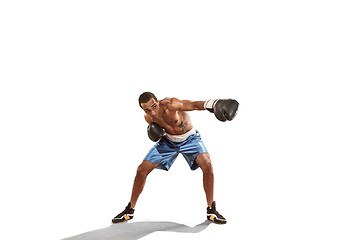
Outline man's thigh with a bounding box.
[137,160,159,175]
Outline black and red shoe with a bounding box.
[207,201,227,224]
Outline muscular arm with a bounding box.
[166,98,206,111]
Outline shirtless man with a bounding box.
[112,92,239,224]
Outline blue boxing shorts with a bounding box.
[144,130,208,171]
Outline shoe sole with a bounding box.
[207,214,227,224]
[112,214,134,223]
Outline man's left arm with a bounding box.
[168,97,239,122]
[167,98,206,111]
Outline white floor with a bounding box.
[1,1,360,240]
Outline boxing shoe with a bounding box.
[112,202,135,223]
[207,201,227,224]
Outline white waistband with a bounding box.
[165,128,196,143]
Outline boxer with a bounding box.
[112,92,239,224]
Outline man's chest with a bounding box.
[155,110,184,127]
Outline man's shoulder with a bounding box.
[160,97,180,107]
[160,98,183,111]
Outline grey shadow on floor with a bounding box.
[62,220,211,240]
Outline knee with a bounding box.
[136,165,149,178]
[200,157,213,174]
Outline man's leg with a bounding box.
[195,153,214,208]
[195,153,227,224]
[112,160,160,223]
[130,160,159,208]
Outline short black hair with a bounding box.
[139,92,157,108]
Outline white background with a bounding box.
[1,1,359,240]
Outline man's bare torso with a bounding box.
[144,98,193,135]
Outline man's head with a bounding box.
[139,92,159,116]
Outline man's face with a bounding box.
[141,98,159,116]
